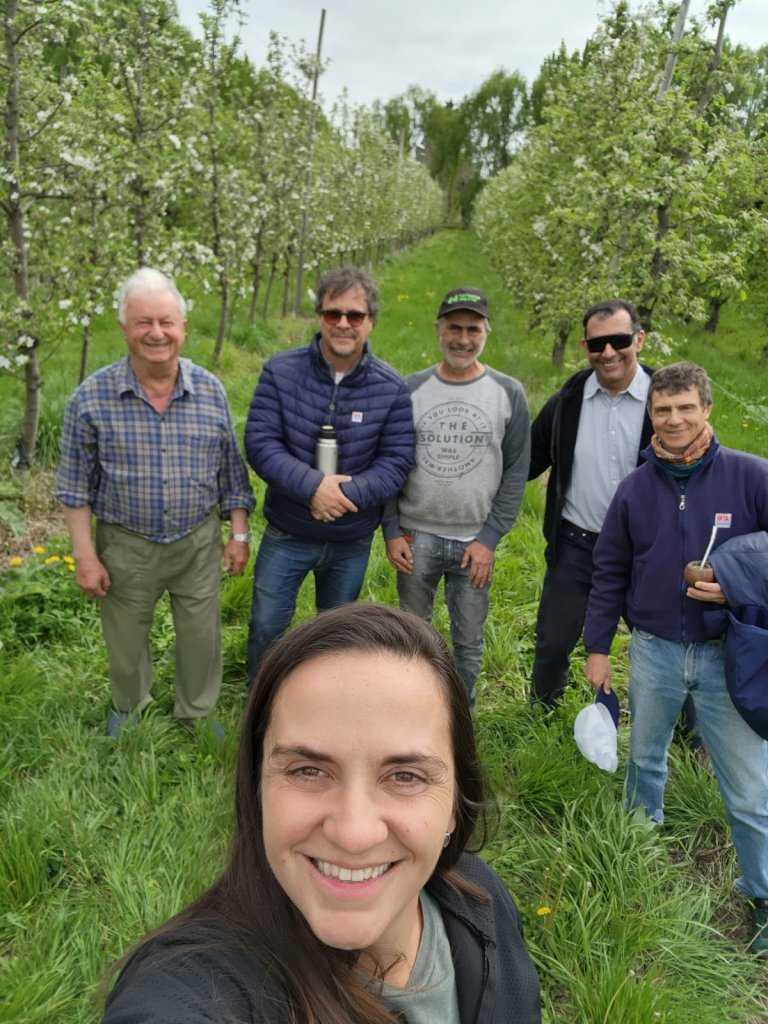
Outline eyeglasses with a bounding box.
[319,308,369,327]
[585,332,635,354]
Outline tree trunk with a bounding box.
[704,295,725,333]
[79,323,91,384]
[248,264,260,326]
[17,349,42,470]
[4,0,40,463]
[263,253,278,320]
[132,172,147,266]
[651,202,670,283]
[281,261,291,319]
[695,3,732,116]
[207,79,226,362]
[656,0,691,100]
[248,232,263,326]
[127,7,148,266]
[551,327,568,369]
[212,272,229,367]
[649,2,731,310]
[80,200,101,382]
[292,8,325,316]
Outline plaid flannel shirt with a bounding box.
[56,357,254,543]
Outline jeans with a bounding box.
[531,526,595,705]
[627,629,768,900]
[396,531,490,706]
[246,524,372,679]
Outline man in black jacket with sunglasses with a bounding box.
[528,299,651,707]
[528,300,702,749]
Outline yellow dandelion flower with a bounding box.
[10,556,23,566]
[63,555,75,564]
[44,555,61,564]
[34,545,46,554]
[536,906,552,916]
[67,564,76,572]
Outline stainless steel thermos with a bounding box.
[315,424,338,474]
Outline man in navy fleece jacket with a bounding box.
[584,361,768,959]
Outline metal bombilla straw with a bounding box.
[699,524,719,567]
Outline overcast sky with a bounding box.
[175,0,762,109]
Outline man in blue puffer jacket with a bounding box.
[244,267,414,678]
[584,362,768,959]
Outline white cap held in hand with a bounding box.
[574,686,619,773]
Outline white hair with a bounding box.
[116,267,187,324]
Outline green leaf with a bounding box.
[0,500,27,537]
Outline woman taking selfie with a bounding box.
[103,603,541,1024]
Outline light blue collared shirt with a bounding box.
[561,367,649,533]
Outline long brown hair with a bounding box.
[124,604,491,1023]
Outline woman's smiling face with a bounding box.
[261,650,456,975]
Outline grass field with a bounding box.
[1,229,767,1022]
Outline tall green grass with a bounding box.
[1,230,767,1022]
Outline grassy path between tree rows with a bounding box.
[1,229,767,1022]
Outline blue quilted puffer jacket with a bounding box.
[244,335,414,541]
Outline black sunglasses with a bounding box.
[319,308,369,327]
[585,332,635,354]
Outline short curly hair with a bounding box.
[649,362,712,409]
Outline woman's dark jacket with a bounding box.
[102,853,541,1024]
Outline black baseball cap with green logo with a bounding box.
[437,287,489,319]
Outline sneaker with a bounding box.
[748,899,768,959]
[107,710,136,739]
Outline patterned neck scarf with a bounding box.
[651,422,713,465]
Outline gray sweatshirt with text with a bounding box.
[382,366,530,549]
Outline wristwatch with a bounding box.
[231,532,252,543]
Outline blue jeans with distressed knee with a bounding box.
[396,530,490,706]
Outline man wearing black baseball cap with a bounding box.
[383,286,530,706]
[436,286,490,319]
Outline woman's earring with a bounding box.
[443,832,452,849]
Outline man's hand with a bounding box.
[223,539,250,575]
[75,555,111,598]
[63,506,110,597]
[310,475,358,522]
[686,580,727,604]
[461,540,494,588]
[585,653,613,694]
[386,536,414,574]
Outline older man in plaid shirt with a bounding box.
[56,268,254,738]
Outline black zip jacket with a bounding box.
[102,853,541,1024]
[529,366,653,567]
